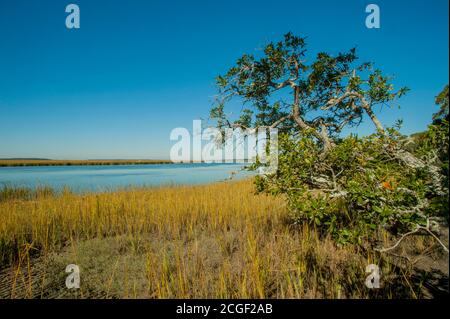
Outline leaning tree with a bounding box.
[210,33,448,247]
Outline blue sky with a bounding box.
[0,0,448,159]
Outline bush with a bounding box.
[255,126,448,245]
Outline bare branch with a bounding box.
[376,220,449,253]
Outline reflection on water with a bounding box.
[0,163,252,192]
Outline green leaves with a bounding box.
[433,85,449,122]
[234,109,253,128]
[216,75,228,88]
[210,34,447,247]
[258,126,447,245]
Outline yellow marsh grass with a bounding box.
[0,159,172,167]
[0,180,409,298]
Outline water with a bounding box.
[0,163,252,192]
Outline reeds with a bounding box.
[0,180,423,298]
[0,159,173,167]
[0,185,55,202]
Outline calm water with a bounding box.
[0,163,252,192]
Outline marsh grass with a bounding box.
[0,159,173,167]
[0,185,55,203]
[0,180,433,298]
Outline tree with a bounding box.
[211,33,407,155]
[433,84,449,123]
[210,33,448,246]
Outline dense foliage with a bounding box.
[211,33,449,246]
[256,122,448,245]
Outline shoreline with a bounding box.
[0,160,251,167]
[0,159,175,167]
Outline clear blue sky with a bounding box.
[0,0,448,159]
